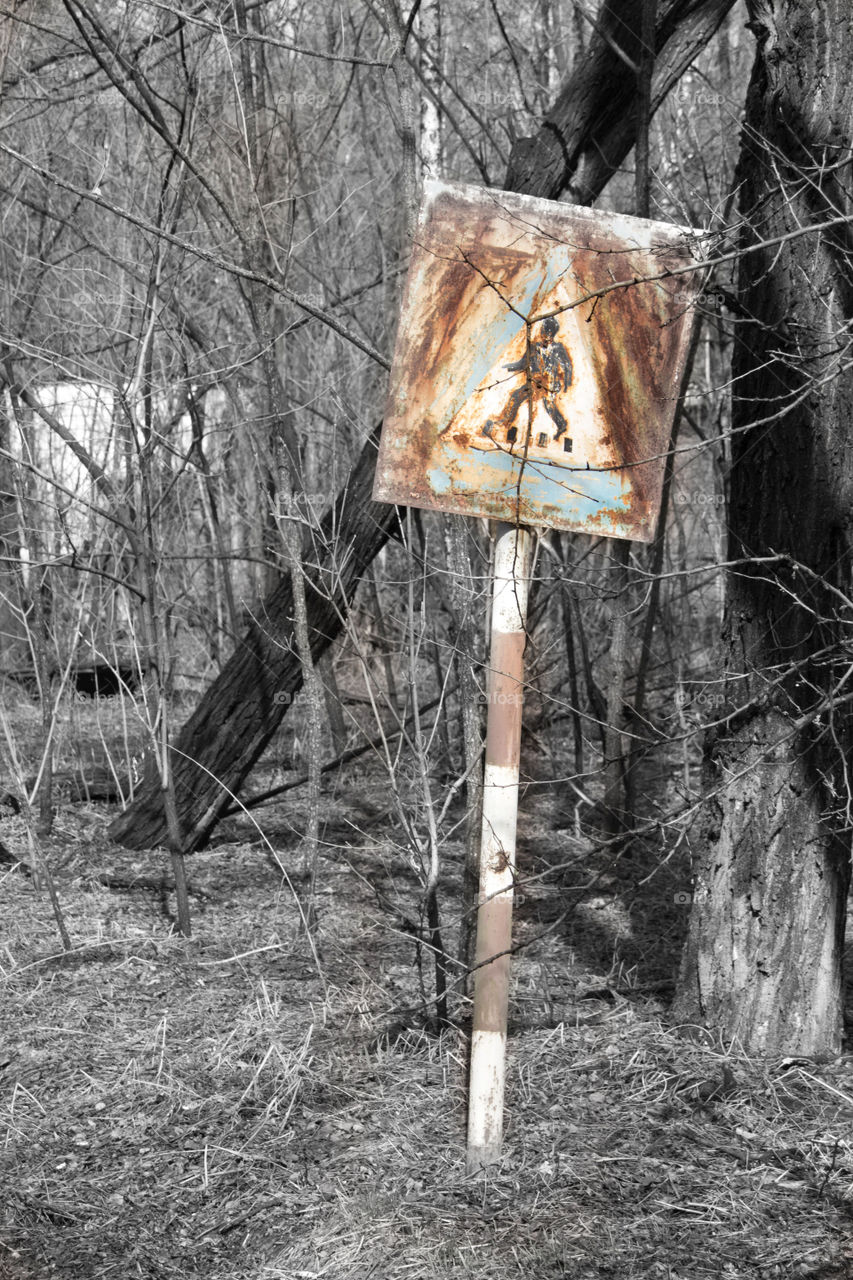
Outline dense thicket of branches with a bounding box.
[109,0,736,853]
[0,0,848,1051]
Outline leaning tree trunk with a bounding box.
[108,428,396,851]
[674,0,853,1056]
[110,0,735,853]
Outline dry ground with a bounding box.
[1,708,852,1280]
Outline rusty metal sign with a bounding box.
[373,179,702,541]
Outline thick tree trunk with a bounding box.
[505,0,736,202]
[110,0,736,853]
[674,0,853,1056]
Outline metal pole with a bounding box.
[602,538,631,835]
[467,520,533,1173]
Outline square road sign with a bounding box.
[373,180,702,541]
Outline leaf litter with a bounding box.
[0,762,851,1280]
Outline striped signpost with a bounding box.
[466,521,533,1171]
[373,179,700,1171]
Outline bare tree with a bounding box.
[674,0,853,1056]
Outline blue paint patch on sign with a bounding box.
[430,436,631,532]
[427,466,452,494]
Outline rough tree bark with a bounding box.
[110,0,735,853]
[674,0,853,1056]
[504,0,736,202]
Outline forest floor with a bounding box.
[1,696,852,1280]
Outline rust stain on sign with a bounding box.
[373,179,703,541]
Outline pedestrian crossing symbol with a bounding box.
[373,179,702,541]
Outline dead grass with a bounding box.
[1,757,852,1280]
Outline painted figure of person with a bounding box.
[484,315,573,444]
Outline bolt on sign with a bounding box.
[373,179,702,540]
